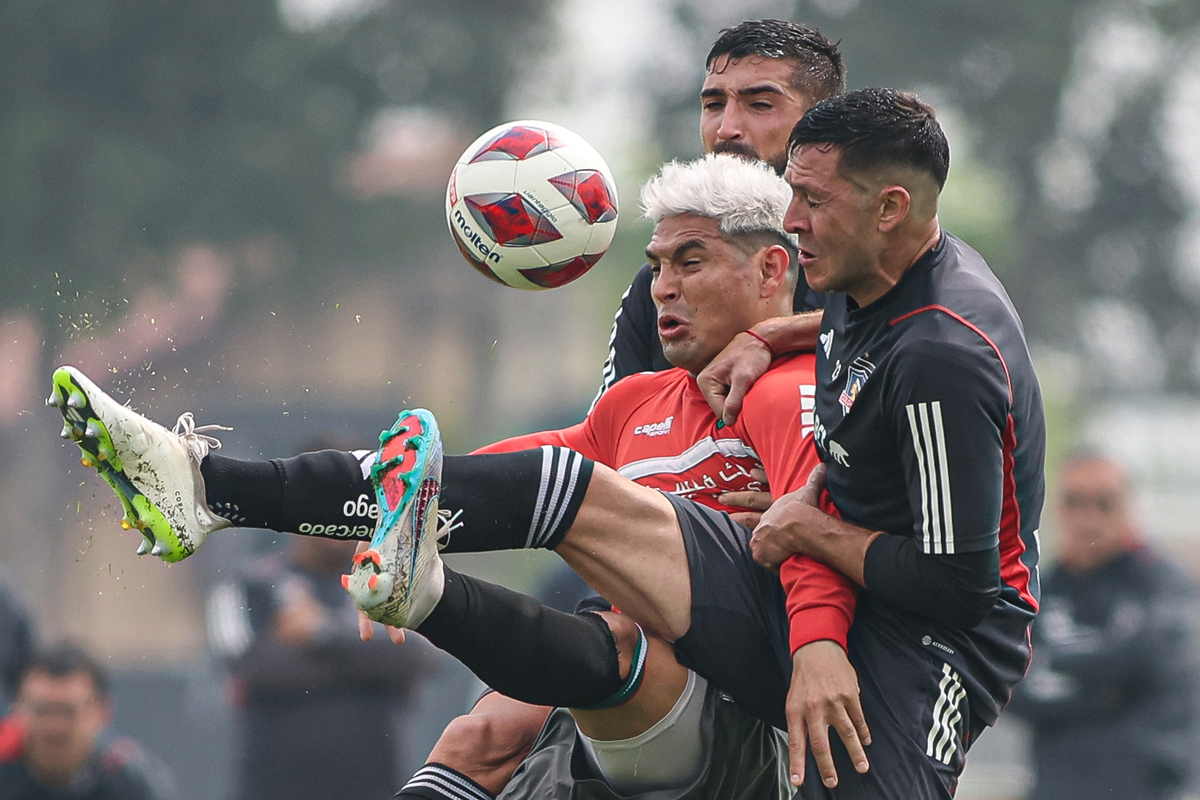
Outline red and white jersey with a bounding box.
[476,353,855,649]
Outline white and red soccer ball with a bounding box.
[446,120,619,290]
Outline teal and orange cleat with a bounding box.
[48,366,231,562]
[345,409,445,628]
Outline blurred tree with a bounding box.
[0,0,552,342]
[659,0,1200,394]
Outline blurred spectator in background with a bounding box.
[0,562,34,714]
[207,530,429,800]
[0,642,178,800]
[1009,450,1200,800]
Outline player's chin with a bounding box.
[661,341,701,373]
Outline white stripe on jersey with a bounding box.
[589,281,633,412]
[926,662,966,765]
[617,436,759,482]
[907,401,955,554]
[799,384,816,439]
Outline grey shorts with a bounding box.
[496,680,794,800]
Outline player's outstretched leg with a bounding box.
[48,366,231,562]
[345,408,445,628]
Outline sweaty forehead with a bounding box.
[785,143,843,184]
[702,55,797,92]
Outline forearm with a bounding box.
[775,502,878,586]
[861,535,1000,628]
[750,311,822,357]
[768,501,999,628]
[780,554,858,652]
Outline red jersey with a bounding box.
[475,353,856,650]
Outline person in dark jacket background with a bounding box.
[207,531,429,800]
[1009,450,1200,800]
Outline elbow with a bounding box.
[945,583,1000,628]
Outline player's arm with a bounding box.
[472,422,596,458]
[754,337,1008,628]
[471,375,641,463]
[697,311,823,426]
[737,358,867,788]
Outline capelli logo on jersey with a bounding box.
[634,416,674,437]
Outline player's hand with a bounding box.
[697,331,773,426]
[353,541,408,644]
[751,465,827,570]
[357,609,407,644]
[719,467,772,527]
[786,640,871,789]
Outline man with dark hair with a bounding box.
[0,642,177,800]
[700,87,1045,796]
[1009,451,1199,800]
[595,18,841,399]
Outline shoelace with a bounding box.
[173,412,232,462]
[435,507,464,550]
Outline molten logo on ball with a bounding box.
[445,120,619,291]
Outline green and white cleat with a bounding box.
[48,366,231,562]
[344,409,444,629]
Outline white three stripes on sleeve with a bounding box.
[906,400,956,555]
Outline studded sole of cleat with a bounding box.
[49,368,190,563]
[344,412,440,624]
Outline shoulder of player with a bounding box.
[592,368,689,418]
[601,367,686,396]
[887,307,1011,375]
[739,353,817,410]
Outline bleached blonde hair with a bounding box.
[640,153,796,247]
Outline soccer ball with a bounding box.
[446,120,619,290]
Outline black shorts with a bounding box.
[666,493,792,731]
[663,494,984,799]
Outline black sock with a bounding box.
[201,450,375,539]
[439,447,594,553]
[417,567,622,708]
[394,763,495,800]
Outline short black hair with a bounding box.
[707,20,846,103]
[789,88,950,190]
[22,642,110,699]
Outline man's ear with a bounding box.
[758,244,792,299]
[877,185,912,233]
